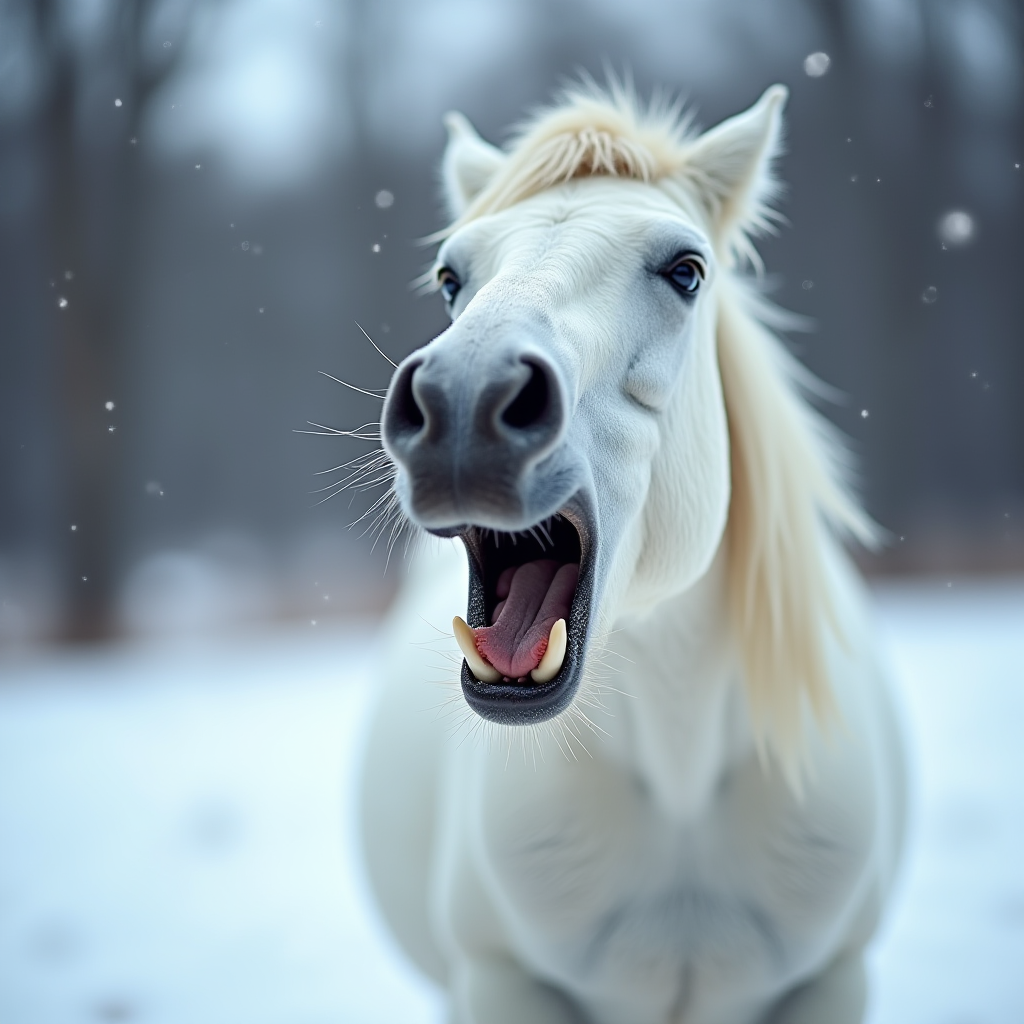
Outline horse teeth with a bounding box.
[452,616,502,683]
[530,618,567,684]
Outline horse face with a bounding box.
[383,90,785,725]
[382,180,726,723]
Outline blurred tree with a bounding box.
[26,0,197,639]
[801,0,1024,563]
[2,0,1022,645]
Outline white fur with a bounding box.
[359,85,906,1024]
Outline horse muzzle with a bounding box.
[382,334,570,531]
[382,331,598,725]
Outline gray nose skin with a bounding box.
[383,335,568,531]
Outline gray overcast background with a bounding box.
[1,0,1022,643]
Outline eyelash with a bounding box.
[438,268,461,304]
[661,255,706,296]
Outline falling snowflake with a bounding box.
[937,210,974,247]
[804,52,831,77]
[105,400,115,411]
[375,190,394,209]
[58,297,68,309]
[921,286,938,304]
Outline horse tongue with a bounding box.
[473,560,579,680]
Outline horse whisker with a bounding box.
[297,420,383,439]
[318,370,387,401]
[355,321,399,369]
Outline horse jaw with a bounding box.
[618,295,731,619]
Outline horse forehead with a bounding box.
[456,180,704,274]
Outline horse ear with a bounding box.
[682,86,788,257]
[441,112,505,219]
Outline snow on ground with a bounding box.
[0,579,1021,1024]
[0,627,442,1024]
[867,578,1024,1024]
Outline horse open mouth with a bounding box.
[453,500,595,725]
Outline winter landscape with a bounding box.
[1,576,1022,1024]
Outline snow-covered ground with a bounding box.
[0,579,1021,1024]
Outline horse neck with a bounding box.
[601,539,754,822]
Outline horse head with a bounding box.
[381,84,872,771]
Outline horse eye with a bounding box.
[665,257,704,296]
[438,268,461,304]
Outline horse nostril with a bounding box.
[388,360,426,435]
[502,361,550,431]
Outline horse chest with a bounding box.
[462,749,867,1023]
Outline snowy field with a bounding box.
[0,578,1021,1024]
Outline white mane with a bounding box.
[441,83,878,777]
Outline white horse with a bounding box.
[358,83,906,1024]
